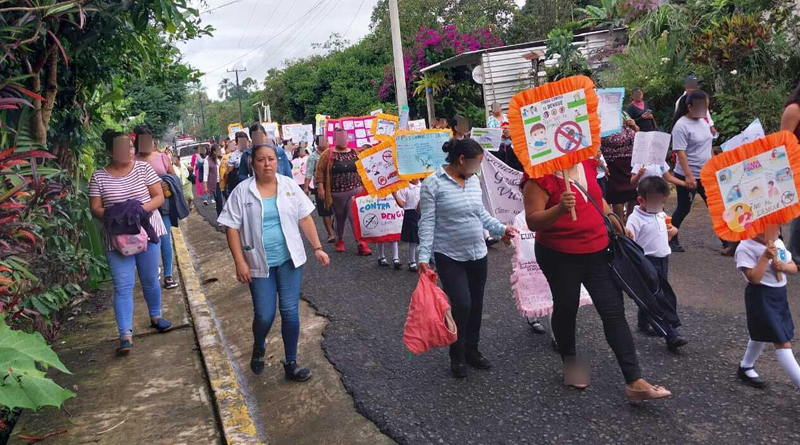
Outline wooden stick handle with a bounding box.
[562,168,577,221]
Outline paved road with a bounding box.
[195,194,800,445]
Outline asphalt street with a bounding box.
[194,193,800,445]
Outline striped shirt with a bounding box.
[418,166,506,263]
[89,161,167,251]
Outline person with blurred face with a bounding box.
[305,135,335,242]
[626,88,656,132]
[675,74,717,136]
[486,102,508,129]
[89,130,172,354]
[315,128,372,255]
[238,123,292,183]
[218,144,330,380]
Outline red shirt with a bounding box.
[522,159,608,254]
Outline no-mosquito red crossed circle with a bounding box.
[554,121,583,154]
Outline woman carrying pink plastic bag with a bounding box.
[403,269,457,355]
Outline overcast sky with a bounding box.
[179,0,526,101]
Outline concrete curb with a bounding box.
[172,226,265,444]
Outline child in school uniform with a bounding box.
[735,231,800,388]
[393,179,421,272]
[625,176,688,351]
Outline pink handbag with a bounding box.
[111,227,149,256]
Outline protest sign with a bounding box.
[479,150,524,224]
[631,131,671,167]
[597,88,625,137]
[700,131,800,240]
[370,113,399,138]
[291,156,307,186]
[472,127,504,151]
[281,123,314,144]
[325,116,378,149]
[261,122,280,140]
[356,140,408,197]
[408,119,427,131]
[393,129,453,180]
[352,193,403,243]
[227,123,243,135]
[315,114,329,136]
[510,212,592,318]
[508,75,601,179]
[721,119,766,152]
[370,109,383,116]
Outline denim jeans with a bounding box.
[160,213,174,278]
[248,261,304,362]
[106,242,163,339]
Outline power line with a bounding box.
[234,0,262,54]
[201,0,329,76]
[245,0,296,55]
[342,0,367,38]
[201,0,245,14]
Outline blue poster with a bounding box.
[597,88,625,137]
[394,130,452,179]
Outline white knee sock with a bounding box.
[776,348,800,388]
[740,340,766,377]
[408,243,418,263]
[390,242,399,261]
[378,243,386,259]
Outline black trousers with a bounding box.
[535,243,642,384]
[637,255,681,331]
[214,183,224,216]
[434,253,488,357]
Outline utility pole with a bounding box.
[227,67,246,125]
[266,104,271,122]
[388,0,407,111]
[198,94,206,134]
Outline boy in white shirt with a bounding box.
[626,176,688,351]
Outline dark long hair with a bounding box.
[133,125,153,153]
[785,82,800,108]
[673,90,708,126]
[102,129,127,152]
[442,138,483,164]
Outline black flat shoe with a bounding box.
[738,366,767,388]
[637,324,659,337]
[465,347,491,370]
[283,360,311,382]
[666,333,688,351]
[451,362,468,378]
[393,259,402,270]
[378,258,389,267]
[529,320,546,335]
[250,348,266,375]
[669,237,685,253]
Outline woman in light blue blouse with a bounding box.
[418,138,518,378]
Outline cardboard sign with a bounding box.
[291,156,307,186]
[356,140,409,197]
[370,113,399,138]
[508,75,601,178]
[472,127,504,151]
[700,131,800,240]
[325,116,378,149]
[631,131,671,167]
[352,193,403,243]
[281,123,314,144]
[370,109,383,116]
[597,88,625,137]
[408,119,427,131]
[511,212,592,318]
[315,114,329,136]
[721,119,766,152]
[393,129,453,180]
[479,150,524,224]
[262,122,280,140]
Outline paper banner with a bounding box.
[281,123,314,144]
[356,140,409,197]
[511,212,592,318]
[352,193,403,243]
[370,113,399,138]
[408,119,427,131]
[325,115,378,149]
[631,131,671,167]
[315,114,329,136]
[700,131,800,240]
[393,129,453,180]
[472,127,504,151]
[597,88,625,137]
[721,119,766,152]
[261,122,280,140]
[479,150,524,224]
[508,75,601,178]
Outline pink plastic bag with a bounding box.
[403,270,458,354]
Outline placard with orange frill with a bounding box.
[355,139,409,198]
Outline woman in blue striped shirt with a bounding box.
[418,138,518,378]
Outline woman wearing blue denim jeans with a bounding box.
[218,144,330,381]
[89,130,173,354]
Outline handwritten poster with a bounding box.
[356,141,408,197]
[472,127,504,151]
[291,156,307,186]
[701,131,800,240]
[325,116,378,149]
[631,131,671,166]
[352,193,403,243]
[315,114,329,136]
[281,123,314,144]
[261,122,280,140]
[721,119,766,152]
[408,119,427,131]
[479,150,524,224]
[508,76,600,178]
[393,130,453,180]
[597,88,625,137]
[370,113,399,138]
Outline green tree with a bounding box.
[506,0,576,44]
[218,78,231,100]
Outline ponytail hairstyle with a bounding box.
[442,138,483,164]
[133,125,153,153]
[673,89,708,126]
[102,129,127,152]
